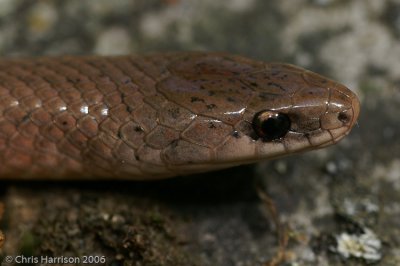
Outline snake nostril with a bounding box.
[338,112,350,123]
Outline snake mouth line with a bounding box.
[314,129,350,149]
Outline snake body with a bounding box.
[0,52,360,179]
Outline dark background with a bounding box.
[0,1,399,265]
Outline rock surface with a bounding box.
[0,0,399,265]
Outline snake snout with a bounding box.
[349,93,361,127]
[336,85,360,130]
[319,84,360,144]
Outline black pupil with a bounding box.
[261,113,291,141]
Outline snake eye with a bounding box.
[252,111,291,141]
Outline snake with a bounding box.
[0,52,360,180]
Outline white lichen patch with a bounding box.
[95,27,132,55]
[341,197,379,216]
[279,0,400,94]
[331,228,382,262]
[372,159,400,191]
[27,1,58,38]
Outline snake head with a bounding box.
[239,63,360,158]
[157,53,360,174]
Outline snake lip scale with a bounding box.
[0,52,360,179]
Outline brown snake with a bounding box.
[0,52,360,179]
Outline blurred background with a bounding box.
[0,0,399,265]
